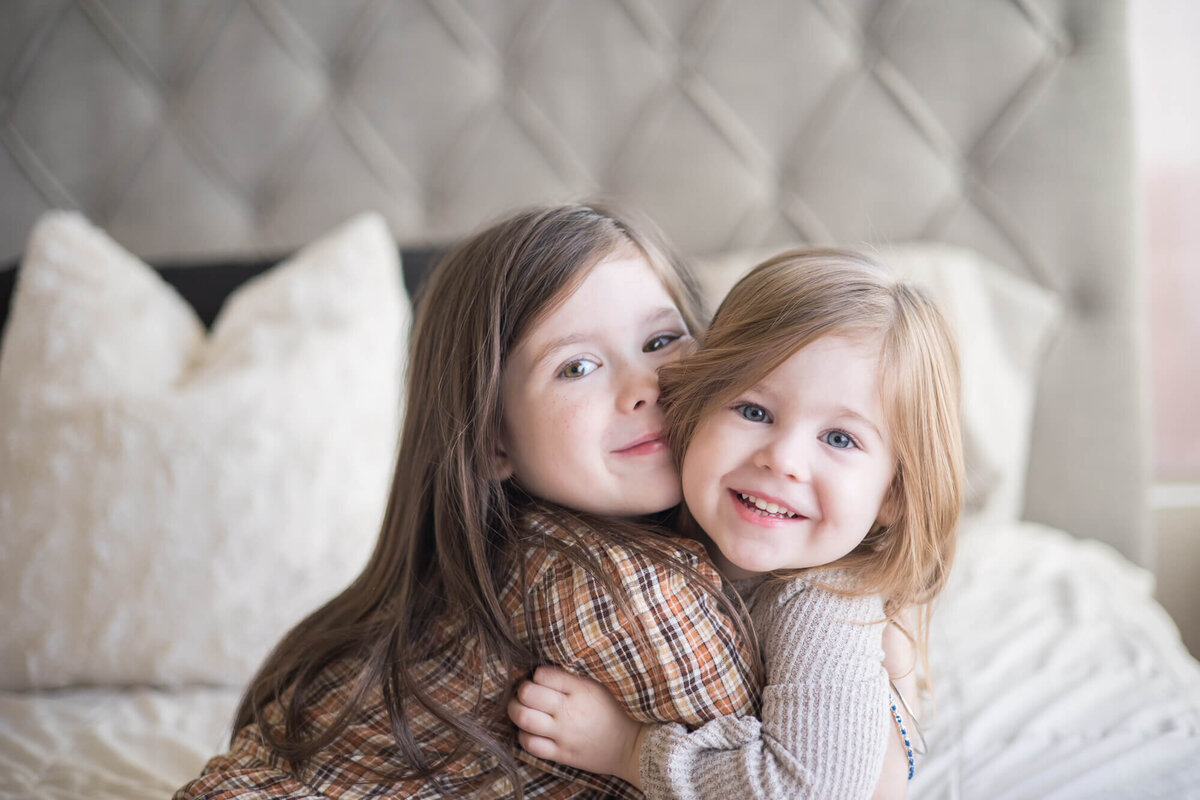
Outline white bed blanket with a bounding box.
[3,522,1199,799]
[914,521,1200,799]
[0,684,237,799]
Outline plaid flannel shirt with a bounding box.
[175,510,758,799]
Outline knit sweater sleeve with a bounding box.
[638,576,891,800]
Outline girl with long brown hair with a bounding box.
[175,203,761,799]
[509,248,964,798]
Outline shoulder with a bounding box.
[514,508,743,645]
[752,574,888,683]
[518,508,722,589]
[749,570,884,626]
[516,509,757,723]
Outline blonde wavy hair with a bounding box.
[660,247,964,675]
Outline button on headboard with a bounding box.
[0,0,1146,562]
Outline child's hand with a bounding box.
[507,665,647,789]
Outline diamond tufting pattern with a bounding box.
[2,0,1081,263]
[0,0,1145,560]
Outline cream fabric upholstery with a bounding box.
[0,0,1145,562]
[0,212,407,688]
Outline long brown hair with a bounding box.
[660,248,964,677]
[233,203,757,790]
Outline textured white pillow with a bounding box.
[0,211,407,689]
[693,242,1061,521]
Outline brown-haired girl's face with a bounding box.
[496,253,693,516]
[681,335,896,578]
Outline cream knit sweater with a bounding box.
[638,575,891,799]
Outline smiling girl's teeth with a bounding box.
[737,492,798,518]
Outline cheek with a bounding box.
[522,391,584,438]
[874,466,902,525]
[845,463,897,530]
[543,396,595,448]
[680,423,723,499]
[680,458,708,522]
[871,457,898,501]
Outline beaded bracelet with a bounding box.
[888,692,916,780]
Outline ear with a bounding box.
[488,434,514,482]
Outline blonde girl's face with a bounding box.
[681,335,897,579]
[497,252,693,516]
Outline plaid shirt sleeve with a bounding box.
[512,513,759,796]
[177,513,758,800]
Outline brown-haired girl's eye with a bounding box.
[644,333,681,352]
[558,359,598,379]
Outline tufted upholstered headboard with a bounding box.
[0,0,1146,563]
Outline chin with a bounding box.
[624,486,683,516]
[626,498,682,516]
[722,544,788,575]
[573,492,679,518]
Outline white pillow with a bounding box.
[693,243,1061,522]
[0,211,408,689]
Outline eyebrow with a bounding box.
[530,306,684,367]
[532,333,588,369]
[835,407,886,441]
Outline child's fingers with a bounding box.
[531,664,588,693]
[517,678,567,714]
[506,696,556,736]
[517,730,561,762]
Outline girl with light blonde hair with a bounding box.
[510,247,964,798]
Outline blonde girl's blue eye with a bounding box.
[644,332,682,352]
[821,429,857,449]
[735,403,771,423]
[559,359,598,379]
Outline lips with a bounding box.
[614,431,667,456]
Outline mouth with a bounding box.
[613,431,667,456]
[732,490,803,520]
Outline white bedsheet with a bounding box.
[914,521,1200,799]
[0,683,237,799]
[3,521,1199,799]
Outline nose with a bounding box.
[617,359,660,413]
[752,433,810,481]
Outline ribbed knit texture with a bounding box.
[640,575,890,799]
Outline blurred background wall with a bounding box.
[1131,0,1200,655]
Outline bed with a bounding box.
[1,1,1198,797]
